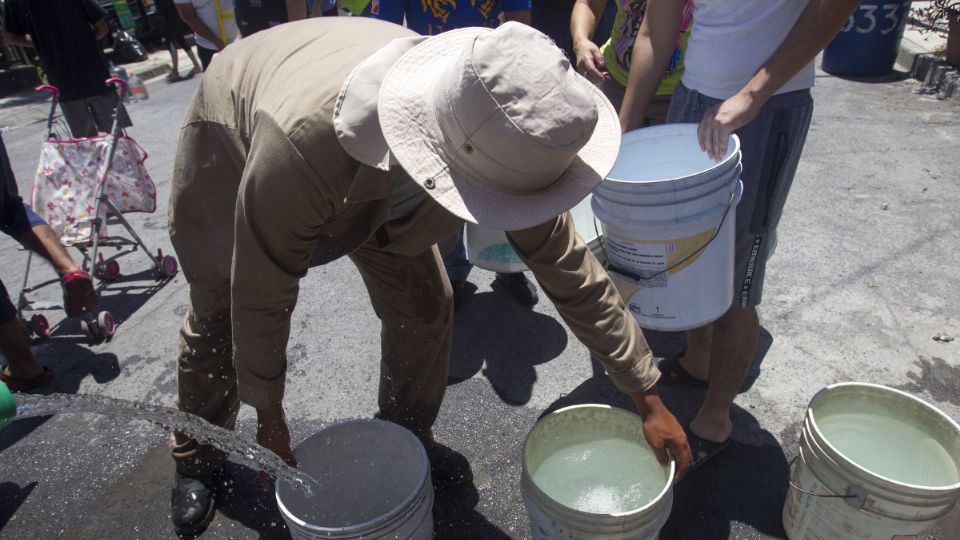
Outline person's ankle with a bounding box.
[689,415,732,443]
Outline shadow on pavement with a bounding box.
[448,290,568,406]
[542,357,789,539]
[0,481,37,531]
[0,345,119,455]
[433,446,511,540]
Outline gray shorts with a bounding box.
[667,82,814,307]
[60,91,133,138]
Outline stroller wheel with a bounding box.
[80,318,97,339]
[97,311,116,337]
[95,259,121,281]
[157,254,178,279]
[29,315,50,338]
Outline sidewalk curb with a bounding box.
[898,35,960,100]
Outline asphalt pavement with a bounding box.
[0,52,958,539]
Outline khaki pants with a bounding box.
[168,120,452,475]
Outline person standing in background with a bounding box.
[369,0,539,309]
[619,0,860,470]
[174,0,238,69]
[0,133,97,392]
[235,0,311,37]
[308,0,340,17]
[2,0,133,137]
[156,0,204,81]
[571,0,691,123]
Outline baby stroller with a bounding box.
[17,78,178,340]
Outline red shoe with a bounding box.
[0,366,55,393]
[61,270,97,317]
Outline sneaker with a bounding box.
[494,272,538,306]
[171,470,218,537]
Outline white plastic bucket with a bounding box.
[521,404,675,539]
[592,123,742,331]
[275,419,434,540]
[465,195,604,273]
[783,382,960,539]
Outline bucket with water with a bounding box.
[521,404,675,539]
[465,195,604,274]
[275,419,433,540]
[783,382,960,539]
[592,124,743,331]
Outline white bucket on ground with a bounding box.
[465,196,603,273]
[521,404,675,539]
[275,419,433,540]
[592,123,742,331]
[783,382,960,539]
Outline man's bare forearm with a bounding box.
[739,0,861,105]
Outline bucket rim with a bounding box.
[605,124,741,186]
[521,403,676,518]
[807,382,960,492]
[274,418,431,534]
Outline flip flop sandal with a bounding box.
[656,355,708,388]
[0,366,55,393]
[185,68,200,78]
[686,427,730,472]
[166,73,183,83]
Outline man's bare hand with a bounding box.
[256,403,296,491]
[632,388,693,483]
[697,91,762,161]
[574,39,609,83]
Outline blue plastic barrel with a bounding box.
[822,0,912,77]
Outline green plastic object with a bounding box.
[0,383,16,429]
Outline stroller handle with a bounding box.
[34,85,59,97]
[105,77,129,91]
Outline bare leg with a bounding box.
[169,45,180,77]
[680,323,713,381]
[0,318,44,379]
[689,306,759,443]
[184,47,202,73]
[18,224,79,276]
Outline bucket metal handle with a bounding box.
[595,185,737,283]
[787,456,867,509]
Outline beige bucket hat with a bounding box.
[337,22,620,231]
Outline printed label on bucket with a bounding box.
[606,229,715,286]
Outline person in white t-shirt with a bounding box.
[618,0,860,470]
[175,0,238,69]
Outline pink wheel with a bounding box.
[158,254,178,278]
[29,315,50,338]
[97,311,116,337]
[104,259,121,280]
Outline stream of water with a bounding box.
[13,393,317,495]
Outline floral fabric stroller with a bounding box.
[17,79,178,340]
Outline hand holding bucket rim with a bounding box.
[698,91,765,161]
[634,388,694,483]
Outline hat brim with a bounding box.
[378,28,621,231]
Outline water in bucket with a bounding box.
[531,437,667,514]
[522,405,674,539]
[814,398,960,487]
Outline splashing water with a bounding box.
[13,393,317,495]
